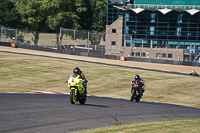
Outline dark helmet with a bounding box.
[135,75,140,80]
[73,67,81,75]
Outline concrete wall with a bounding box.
[122,47,184,61]
[105,17,123,56]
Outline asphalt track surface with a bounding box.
[1,93,200,133]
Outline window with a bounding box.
[162,53,166,58]
[136,52,140,57]
[168,54,173,58]
[177,27,181,36]
[177,14,183,23]
[156,53,161,58]
[150,27,155,35]
[126,26,129,34]
[131,52,134,56]
[125,13,130,21]
[141,52,146,57]
[150,13,156,23]
[111,41,116,45]
[112,29,116,33]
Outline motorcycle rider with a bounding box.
[131,75,146,96]
[72,67,88,94]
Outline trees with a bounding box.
[78,0,106,45]
[1,0,107,45]
[80,0,107,32]
[45,0,86,45]
[14,0,48,45]
[0,0,21,28]
[14,0,86,45]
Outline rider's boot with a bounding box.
[141,89,145,96]
[140,89,143,96]
[83,83,87,94]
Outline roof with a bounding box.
[114,4,200,15]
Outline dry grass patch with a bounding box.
[0,52,200,108]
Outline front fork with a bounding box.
[71,87,77,97]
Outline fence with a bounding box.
[0,26,106,53]
[0,26,58,48]
[59,28,105,45]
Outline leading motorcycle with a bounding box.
[65,75,87,104]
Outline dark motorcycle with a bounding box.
[130,82,143,102]
[189,71,198,76]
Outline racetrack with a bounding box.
[1,93,200,133]
[1,46,200,133]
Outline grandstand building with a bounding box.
[105,0,200,62]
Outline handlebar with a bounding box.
[82,79,88,83]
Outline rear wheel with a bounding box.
[79,90,87,104]
[70,89,76,104]
[79,95,87,104]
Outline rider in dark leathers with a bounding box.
[131,75,146,96]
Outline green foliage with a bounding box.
[91,0,107,32]
[0,0,21,28]
[1,0,106,36]
[79,0,107,32]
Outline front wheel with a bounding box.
[135,98,140,102]
[70,89,76,104]
[130,91,135,102]
[135,95,140,102]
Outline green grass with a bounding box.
[76,119,200,133]
[0,52,200,108]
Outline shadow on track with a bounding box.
[78,103,110,108]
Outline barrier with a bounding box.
[11,43,16,48]
[0,42,11,47]
[120,56,126,61]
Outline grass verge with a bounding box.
[76,119,200,133]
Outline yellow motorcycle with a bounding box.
[65,75,87,104]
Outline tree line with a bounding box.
[0,0,107,33]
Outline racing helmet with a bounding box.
[135,75,140,80]
[73,67,81,75]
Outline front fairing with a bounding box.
[68,75,84,93]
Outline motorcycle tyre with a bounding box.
[79,95,87,105]
[70,89,76,104]
[131,91,134,102]
[135,96,140,102]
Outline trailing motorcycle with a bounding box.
[130,82,143,102]
[65,75,87,104]
[189,71,198,76]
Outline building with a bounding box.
[106,0,200,62]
